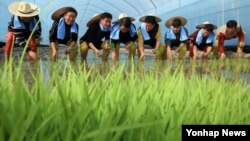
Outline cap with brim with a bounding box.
[112,13,135,23]
[165,16,187,28]
[139,15,161,22]
[8,2,40,17]
[51,6,77,21]
[87,14,103,27]
[196,21,217,29]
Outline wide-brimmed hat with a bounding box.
[165,16,187,28]
[112,13,135,23]
[196,21,217,30]
[87,13,102,27]
[8,2,40,17]
[139,14,161,22]
[51,7,77,21]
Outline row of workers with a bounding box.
[4,2,246,62]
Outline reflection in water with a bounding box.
[1,47,250,85]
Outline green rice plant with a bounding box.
[0,59,250,141]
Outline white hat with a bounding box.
[165,16,187,28]
[8,2,40,17]
[196,21,217,29]
[139,14,161,22]
[112,13,135,23]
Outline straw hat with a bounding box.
[51,7,77,21]
[87,14,102,27]
[165,16,187,28]
[139,14,161,22]
[8,2,40,17]
[196,21,217,29]
[112,13,135,23]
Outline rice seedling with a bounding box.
[0,58,249,141]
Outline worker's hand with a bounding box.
[140,52,145,60]
[52,50,58,60]
[94,49,100,57]
[239,42,245,48]
[220,53,226,59]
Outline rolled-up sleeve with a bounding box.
[34,15,42,37]
[218,33,226,54]
[165,29,171,47]
[237,26,245,43]
[49,22,58,43]
[155,28,161,41]
[188,30,199,44]
[137,30,144,46]
[71,24,79,42]
[104,31,111,40]
[85,26,98,43]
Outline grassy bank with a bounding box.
[0,59,249,141]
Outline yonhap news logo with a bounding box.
[182,125,250,141]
